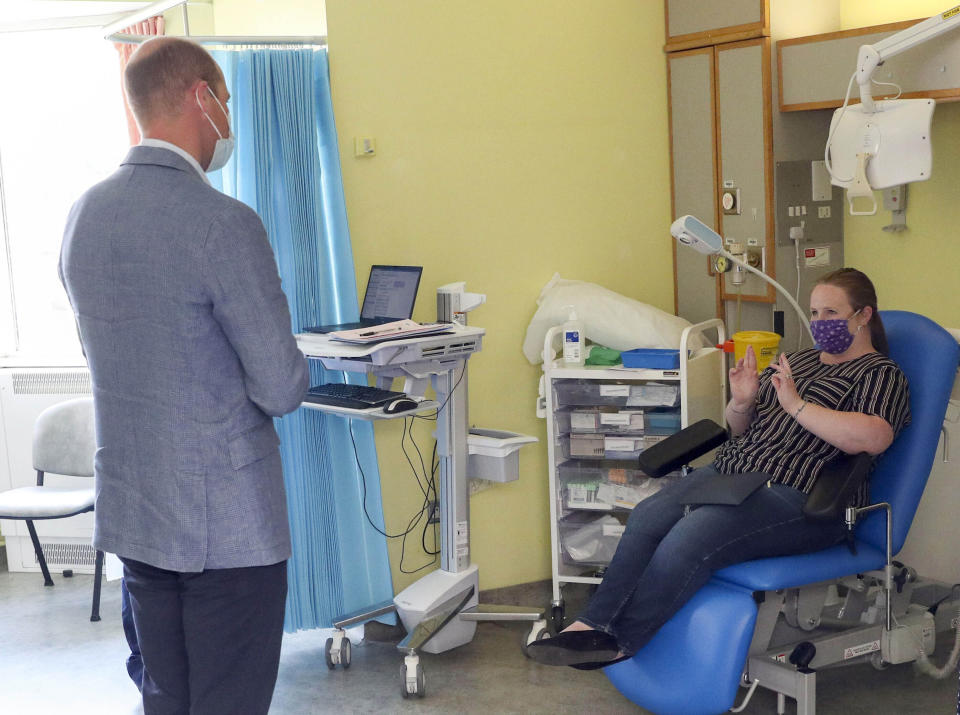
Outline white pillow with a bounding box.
[522,274,703,364]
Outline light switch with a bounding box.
[354,137,376,157]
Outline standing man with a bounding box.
[59,37,309,714]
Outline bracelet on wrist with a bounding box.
[793,401,806,418]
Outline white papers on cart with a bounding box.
[329,319,451,344]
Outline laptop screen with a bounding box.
[360,265,423,320]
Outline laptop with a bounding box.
[304,265,423,334]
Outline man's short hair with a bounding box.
[124,37,223,126]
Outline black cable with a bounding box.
[397,500,436,575]
[348,420,422,540]
[344,364,464,569]
[407,414,430,491]
[400,417,441,571]
[400,416,430,500]
[348,408,439,573]
[421,440,440,556]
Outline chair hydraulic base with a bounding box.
[734,576,956,714]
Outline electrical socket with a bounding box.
[427,500,440,524]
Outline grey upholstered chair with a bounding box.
[0,396,104,621]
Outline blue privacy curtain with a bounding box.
[208,47,393,631]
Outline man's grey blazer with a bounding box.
[59,145,309,573]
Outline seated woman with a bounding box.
[528,268,911,670]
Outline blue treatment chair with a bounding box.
[604,311,959,715]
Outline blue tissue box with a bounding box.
[620,348,681,369]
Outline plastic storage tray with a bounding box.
[559,512,625,566]
[559,460,648,484]
[620,348,681,369]
[644,410,682,435]
[560,461,682,510]
[556,407,645,434]
[562,436,642,461]
[553,380,680,408]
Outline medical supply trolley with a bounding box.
[296,324,546,699]
[539,319,727,631]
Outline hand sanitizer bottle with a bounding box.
[562,308,585,367]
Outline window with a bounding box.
[0,24,130,363]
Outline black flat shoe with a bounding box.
[569,654,632,670]
[525,630,620,666]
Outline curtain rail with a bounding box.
[108,33,327,47]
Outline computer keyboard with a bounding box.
[304,383,407,410]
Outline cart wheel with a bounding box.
[415,664,425,698]
[401,664,410,698]
[520,621,550,658]
[400,662,425,698]
[340,637,351,669]
[324,637,336,670]
[550,604,565,634]
[870,652,889,671]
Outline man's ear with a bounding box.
[187,80,210,114]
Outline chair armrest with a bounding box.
[802,452,873,522]
[638,419,728,478]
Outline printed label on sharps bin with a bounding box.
[843,640,880,660]
[456,521,469,545]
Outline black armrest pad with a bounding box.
[803,452,873,522]
[638,419,728,478]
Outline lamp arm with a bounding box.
[856,6,960,114]
[722,250,813,342]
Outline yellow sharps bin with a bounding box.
[732,331,781,373]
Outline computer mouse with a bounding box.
[383,397,419,414]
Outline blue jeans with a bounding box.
[579,465,846,655]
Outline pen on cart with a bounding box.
[359,326,404,337]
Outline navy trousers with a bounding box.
[120,578,143,688]
[580,465,846,655]
[121,557,287,715]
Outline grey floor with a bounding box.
[1,566,957,714]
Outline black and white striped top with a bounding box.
[713,349,911,507]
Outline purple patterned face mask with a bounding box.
[810,309,861,354]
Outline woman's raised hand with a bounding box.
[770,353,803,415]
[729,344,759,410]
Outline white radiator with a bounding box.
[0,367,95,574]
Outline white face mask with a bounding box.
[196,86,234,172]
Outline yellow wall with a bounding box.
[211,0,673,592]
[838,1,960,330]
[211,0,325,35]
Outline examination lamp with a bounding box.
[825,5,960,214]
[670,215,813,341]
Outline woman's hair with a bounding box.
[816,267,889,355]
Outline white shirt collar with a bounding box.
[139,138,210,185]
